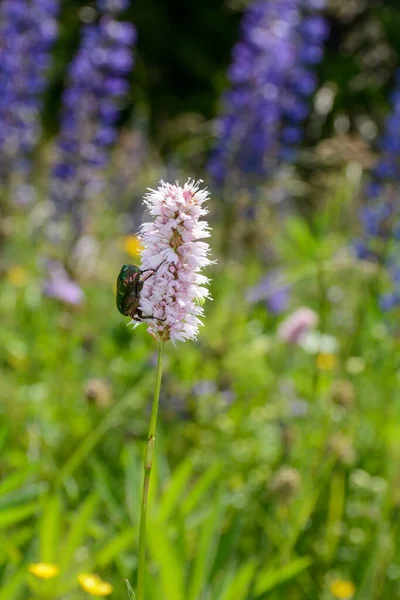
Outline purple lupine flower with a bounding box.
[357,73,400,309]
[0,0,59,182]
[279,4,329,162]
[208,0,328,185]
[51,2,135,231]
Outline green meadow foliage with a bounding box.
[1,182,400,599]
[2,2,400,597]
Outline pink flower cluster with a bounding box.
[277,307,318,345]
[137,179,212,343]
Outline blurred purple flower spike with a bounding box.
[267,287,290,315]
[43,261,85,305]
[0,0,60,180]
[43,278,85,306]
[357,71,400,309]
[51,4,136,233]
[246,271,290,315]
[208,0,329,185]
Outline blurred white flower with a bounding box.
[300,331,339,354]
[346,356,366,374]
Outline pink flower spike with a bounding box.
[277,307,318,345]
[137,179,212,343]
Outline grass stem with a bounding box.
[136,340,164,600]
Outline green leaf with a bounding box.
[182,464,221,516]
[89,458,121,524]
[58,388,147,482]
[211,514,241,577]
[0,502,37,530]
[124,444,142,526]
[147,517,185,600]
[96,528,136,568]
[281,217,318,259]
[254,556,313,597]
[0,482,47,511]
[0,469,37,498]
[158,455,194,522]
[188,495,224,600]
[281,463,334,556]
[60,493,98,573]
[210,562,236,600]
[219,560,258,600]
[0,569,27,600]
[0,527,32,564]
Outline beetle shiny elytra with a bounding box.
[116,262,164,321]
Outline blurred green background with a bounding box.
[1,0,400,599]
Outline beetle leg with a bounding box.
[139,315,166,323]
[131,310,166,323]
[140,270,156,283]
[140,260,166,282]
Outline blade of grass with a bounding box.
[126,579,135,599]
[323,471,345,565]
[253,556,313,597]
[220,559,258,600]
[59,493,98,573]
[0,569,26,600]
[187,495,223,600]
[0,469,38,497]
[147,517,185,600]
[96,528,136,569]
[39,494,62,563]
[124,443,141,526]
[57,384,151,483]
[0,482,47,511]
[0,502,37,530]
[158,455,193,522]
[181,463,221,516]
[89,458,122,524]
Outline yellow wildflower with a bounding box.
[123,235,143,258]
[330,579,356,599]
[316,353,337,371]
[78,573,113,596]
[7,265,28,286]
[28,563,60,580]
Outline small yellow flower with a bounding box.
[28,563,60,580]
[78,573,113,596]
[330,579,356,599]
[316,353,337,371]
[123,235,143,258]
[7,265,28,286]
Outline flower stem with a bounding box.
[136,340,164,600]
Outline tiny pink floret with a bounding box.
[137,179,212,343]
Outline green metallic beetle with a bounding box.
[116,262,164,321]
